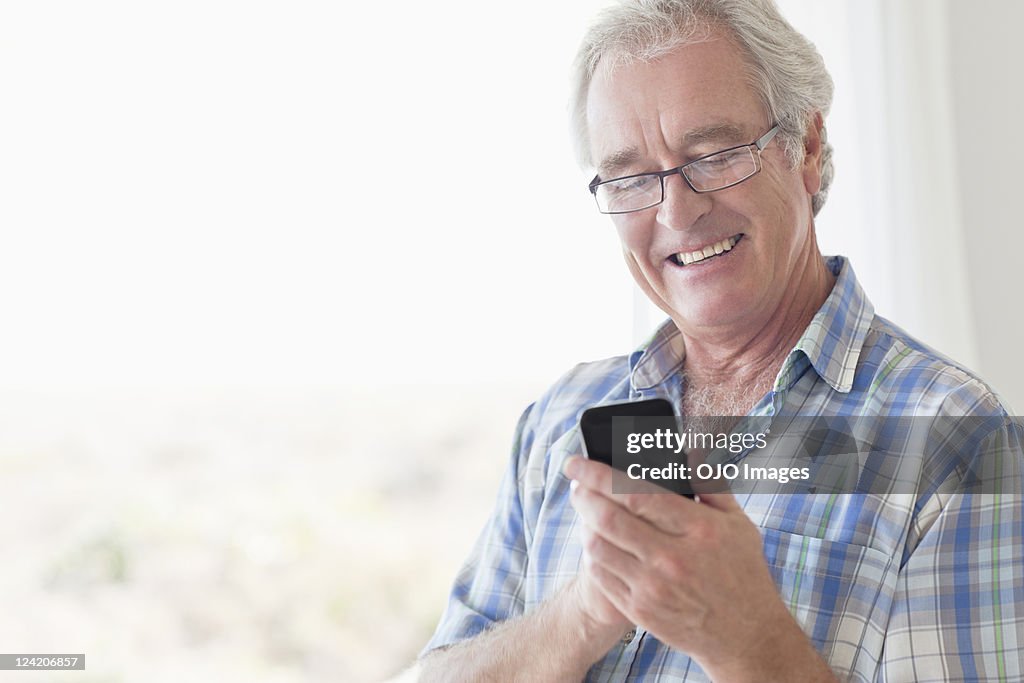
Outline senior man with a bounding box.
[420,0,1023,680]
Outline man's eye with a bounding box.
[687,150,755,185]
[698,155,734,169]
[696,150,746,170]
[608,175,657,193]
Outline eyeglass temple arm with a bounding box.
[756,124,780,150]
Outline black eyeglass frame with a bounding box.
[588,124,781,215]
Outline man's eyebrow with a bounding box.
[682,122,748,147]
[596,122,751,178]
[597,147,641,179]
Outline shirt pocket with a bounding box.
[761,528,897,680]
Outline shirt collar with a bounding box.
[629,255,874,394]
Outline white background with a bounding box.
[2,1,1021,402]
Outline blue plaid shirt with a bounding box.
[423,256,1024,682]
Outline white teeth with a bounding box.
[674,235,740,266]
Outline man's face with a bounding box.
[586,33,823,336]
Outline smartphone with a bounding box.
[579,397,694,498]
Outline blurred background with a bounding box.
[0,1,1020,681]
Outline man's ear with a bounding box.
[801,112,824,196]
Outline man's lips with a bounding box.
[667,233,744,266]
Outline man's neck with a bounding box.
[678,252,836,399]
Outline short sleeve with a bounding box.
[419,402,538,655]
[875,419,1024,682]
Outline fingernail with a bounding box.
[569,479,579,492]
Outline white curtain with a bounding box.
[808,0,977,369]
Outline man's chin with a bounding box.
[667,300,754,334]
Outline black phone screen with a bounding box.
[579,398,676,465]
[578,398,695,498]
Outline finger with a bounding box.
[567,455,702,535]
[570,477,661,558]
[581,523,644,583]
[564,454,670,497]
[563,455,617,495]
[588,560,635,622]
[693,489,742,512]
[607,474,720,535]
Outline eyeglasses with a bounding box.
[588,124,780,214]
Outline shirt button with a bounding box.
[622,629,636,644]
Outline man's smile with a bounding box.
[668,233,745,266]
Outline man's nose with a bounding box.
[655,172,712,231]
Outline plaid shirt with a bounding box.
[423,256,1024,682]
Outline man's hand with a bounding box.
[569,536,633,635]
[564,455,838,683]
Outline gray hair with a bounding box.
[570,0,835,216]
